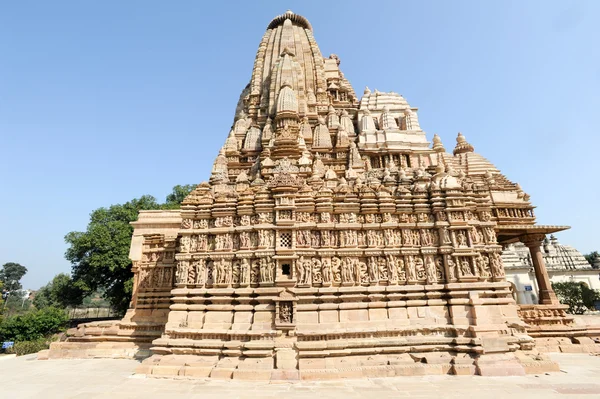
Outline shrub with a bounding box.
[0,307,68,342]
[552,281,600,314]
[5,338,49,355]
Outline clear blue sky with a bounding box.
[1,1,599,290]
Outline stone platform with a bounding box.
[3,353,600,398]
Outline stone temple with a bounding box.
[50,11,600,378]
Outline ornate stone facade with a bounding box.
[53,11,587,377]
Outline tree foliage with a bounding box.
[64,185,196,315]
[0,307,68,342]
[584,251,599,267]
[552,281,600,314]
[164,184,197,209]
[0,262,28,292]
[33,273,85,310]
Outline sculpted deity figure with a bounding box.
[368,257,379,281]
[457,231,468,247]
[297,256,306,284]
[296,230,306,247]
[378,257,388,280]
[358,260,368,284]
[240,259,250,285]
[387,254,397,281]
[176,261,189,284]
[426,257,437,283]
[460,259,472,276]
[180,236,191,253]
[435,257,444,281]
[267,259,274,282]
[321,258,332,283]
[196,260,206,285]
[384,230,393,246]
[321,212,331,223]
[312,258,323,284]
[341,257,353,283]
[303,257,313,284]
[190,235,198,252]
[441,227,451,245]
[475,256,487,277]
[446,256,456,280]
[259,258,268,283]
[322,230,331,247]
[331,256,342,283]
[251,259,260,284]
[402,230,413,246]
[396,257,406,281]
[415,257,425,280]
[490,253,504,276]
[406,256,417,281]
[485,227,496,243]
[421,229,432,246]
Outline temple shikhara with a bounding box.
[50,11,600,378]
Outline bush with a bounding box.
[5,338,49,355]
[552,281,600,314]
[0,307,68,342]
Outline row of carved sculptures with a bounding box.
[171,252,505,288]
[180,209,494,229]
[178,226,498,252]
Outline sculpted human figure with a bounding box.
[176,260,189,284]
[341,257,353,283]
[251,259,260,284]
[259,258,268,283]
[396,257,406,281]
[312,258,322,284]
[435,257,444,281]
[296,230,306,247]
[297,256,306,284]
[490,253,504,276]
[303,257,313,284]
[421,229,432,246]
[446,256,456,280]
[415,257,425,279]
[180,236,191,253]
[407,256,417,281]
[331,256,342,282]
[322,230,331,247]
[476,255,488,277]
[402,230,413,246]
[387,254,397,281]
[426,257,437,283]
[368,257,379,281]
[311,231,320,247]
[322,258,332,283]
[460,259,472,276]
[267,260,274,282]
[240,259,250,285]
[358,260,368,284]
[378,257,388,280]
[457,231,467,247]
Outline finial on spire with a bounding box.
[453,132,474,155]
[432,133,445,152]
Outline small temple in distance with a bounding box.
[49,11,600,379]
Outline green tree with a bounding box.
[0,262,28,292]
[33,273,84,310]
[64,185,195,315]
[584,251,599,266]
[163,184,196,209]
[65,195,161,314]
[552,281,600,314]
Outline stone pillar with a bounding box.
[522,234,559,305]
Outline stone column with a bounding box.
[522,234,559,305]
